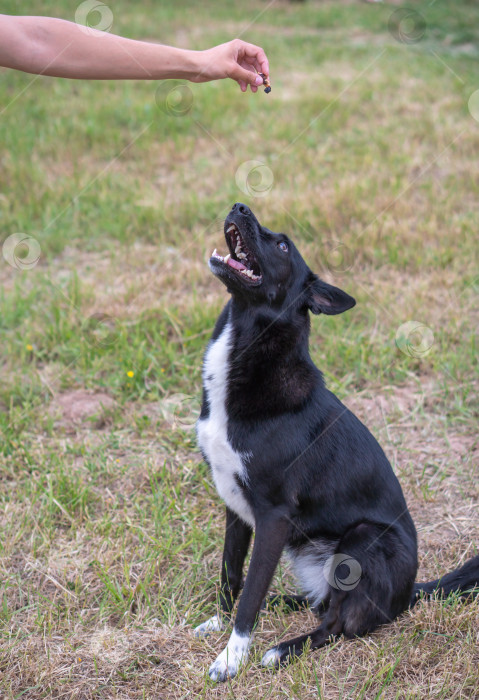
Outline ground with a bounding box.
[0,1,478,698]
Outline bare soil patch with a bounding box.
[49,390,117,430]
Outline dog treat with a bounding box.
[259,72,271,94]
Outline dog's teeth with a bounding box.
[224,253,231,263]
[246,270,253,278]
[227,225,235,233]
[212,249,217,257]
[237,252,247,259]
[235,245,242,255]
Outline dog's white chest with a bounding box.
[196,322,254,528]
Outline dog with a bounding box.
[194,202,479,682]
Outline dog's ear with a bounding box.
[305,275,356,315]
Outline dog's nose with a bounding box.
[231,202,251,217]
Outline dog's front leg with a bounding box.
[195,507,252,636]
[219,507,253,618]
[208,511,290,682]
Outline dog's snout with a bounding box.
[231,202,251,217]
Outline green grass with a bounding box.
[0,1,478,698]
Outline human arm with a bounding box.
[0,15,269,91]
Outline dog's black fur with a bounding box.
[196,203,479,679]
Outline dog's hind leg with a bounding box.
[265,593,331,617]
[262,522,417,668]
[265,593,310,612]
[261,592,345,667]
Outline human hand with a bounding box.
[192,39,270,92]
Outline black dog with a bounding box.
[194,203,479,682]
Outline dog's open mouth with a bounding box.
[211,222,263,283]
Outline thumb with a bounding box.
[230,64,264,87]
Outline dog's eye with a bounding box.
[278,241,289,253]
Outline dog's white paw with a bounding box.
[261,646,281,668]
[208,654,240,682]
[194,614,224,637]
[208,630,250,682]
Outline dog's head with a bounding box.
[209,203,355,318]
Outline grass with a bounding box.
[0,0,478,697]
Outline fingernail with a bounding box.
[255,75,263,86]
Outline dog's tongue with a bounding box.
[227,257,247,271]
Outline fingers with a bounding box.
[231,39,270,92]
[237,81,258,93]
[203,38,269,93]
[237,40,269,77]
[232,63,264,89]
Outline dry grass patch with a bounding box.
[1,388,477,698]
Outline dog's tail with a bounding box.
[410,554,479,608]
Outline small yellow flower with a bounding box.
[161,368,165,373]
[26,344,33,351]
[78,657,82,662]
[127,370,134,378]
